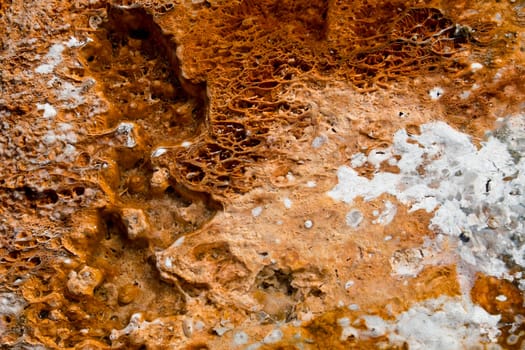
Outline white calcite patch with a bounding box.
[282,197,292,209]
[35,43,64,74]
[344,280,355,289]
[213,319,234,337]
[362,315,389,337]
[245,343,262,350]
[429,87,444,100]
[348,304,359,311]
[305,180,317,188]
[367,148,392,169]
[173,236,185,247]
[151,147,167,158]
[57,81,85,108]
[116,122,137,148]
[251,206,263,217]
[337,296,500,349]
[36,103,57,119]
[312,135,327,148]
[329,116,525,278]
[110,313,177,346]
[470,62,483,72]
[66,36,91,48]
[459,90,471,100]
[345,209,363,228]
[389,241,443,277]
[372,200,397,225]
[495,295,507,302]
[338,317,359,341]
[164,257,172,269]
[263,329,283,344]
[388,296,501,349]
[233,331,249,345]
[350,152,367,168]
[56,144,77,162]
[0,293,26,316]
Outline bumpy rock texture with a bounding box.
[1,0,524,349]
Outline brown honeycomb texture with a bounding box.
[1,0,525,349]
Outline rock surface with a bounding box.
[1,0,524,349]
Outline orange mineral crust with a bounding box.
[1,0,524,349]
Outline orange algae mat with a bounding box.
[0,0,524,349]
